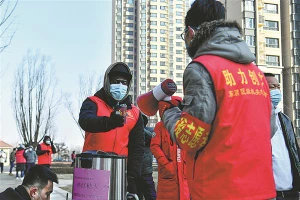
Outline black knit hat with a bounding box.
[109,64,132,81]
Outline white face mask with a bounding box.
[45,140,51,145]
[110,83,128,101]
[29,148,33,151]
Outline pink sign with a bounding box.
[73,168,110,200]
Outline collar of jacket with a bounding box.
[15,185,31,200]
[95,88,132,110]
[187,20,242,58]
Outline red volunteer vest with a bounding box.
[38,143,52,165]
[82,96,140,155]
[15,149,26,164]
[185,55,275,199]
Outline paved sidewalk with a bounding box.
[0,166,72,200]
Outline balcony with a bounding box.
[257,0,264,9]
[258,15,265,27]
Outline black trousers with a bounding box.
[0,163,3,173]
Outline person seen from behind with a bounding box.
[0,149,7,173]
[71,151,76,167]
[9,148,16,175]
[157,0,276,199]
[36,136,56,168]
[265,73,300,200]
[79,62,145,198]
[0,165,58,200]
[151,96,190,200]
[24,145,37,173]
[15,144,26,180]
[136,114,157,200]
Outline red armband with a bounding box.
[174,112,211,153]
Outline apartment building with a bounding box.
[112,0,189,126]
[281,0,300,136]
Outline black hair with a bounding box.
[264,73,275,77]
[185,0,225,28]
[22,165,58,189]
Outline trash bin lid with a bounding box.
[76,150,127,159]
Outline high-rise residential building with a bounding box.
[226,0,299,136]
[112,0,190,126]
[281,0,300,136]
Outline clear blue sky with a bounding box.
[1,0,112,148]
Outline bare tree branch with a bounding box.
[12,50,60,148]
[63,71,103,139]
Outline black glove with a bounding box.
[106,110,124,130]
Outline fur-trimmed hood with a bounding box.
[188,20,256,64]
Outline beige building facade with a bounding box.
[112,0,189,126]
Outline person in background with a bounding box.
[136,115,157,200]
[24,145,37,173]
[151,96,190,200]
[0,165,58,200]
[9,148,16,176]
[265,73,300,200]
[0,149,7,173]
[70,151,76,167]
[157,0,275,198]
[15,144,26,180]
[79,62,145,198]
[36,136,57,168]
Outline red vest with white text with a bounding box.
[38,143,52,165]
[185,55,275,199]
[82,96,140,155]
[15,149,26,164]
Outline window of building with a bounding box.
[266,55,280,66]
[150,61,157,66]
[128,23,134,27]
[245,35,255,46]
[160,37,166,42]
[127,31,134,35]
[127,55,133,59]
[160,21,167,26]
[160,70,166,74]
[150,29,157,33]
[150,37,157,41]
[150,69,157,73]
[176,42,182,47]
[176,58,183,62]
[128,0,134,4]
[160,29,167,34]
[160,13,167,18]
[150,5,157,9]
[150,77,157,82]
[176,4,182,9]
[295,4,300,13]
[245,18,255,28]
[176,27,183,31]
[150,21,157,25]
[176,65,182,70]
[294,39,300,48]
[150,13,157,18]
[128,63,133,67]
[176,34,181,39]
[151,53,157,57]
[160,61,166,66]
[176,11,182,16]
[176,19,182,24]
[160,6,167,10]
[127,47,134,51]
[176,73,182,77]
[161,0,166,2]
[176,81,183,85]
[266,38,279,48]
[151,45,157,49]
[126,15,134,20]
[176,50,183,54]
[177,89,183,93]
[264,20,279,31]
[294,21,300,30]
[127,7,134,12]
[160,53,166,58]
[127,39,134,43]
[264,3,278,14]
[161,45,166,50]
[245,0,254,12]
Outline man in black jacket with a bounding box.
[79,62,144,198]
[137,115,157,200]
[0,165,58,200]
[265,73,300,200]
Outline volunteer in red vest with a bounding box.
[36,136,56,168]
[15,144,26,180]
[79,62,145,198]
[157,0,276,199]
[151,96,190,200]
